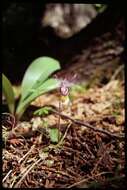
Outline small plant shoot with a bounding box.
[34,106,53,117]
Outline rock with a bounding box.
[42,4,97,38]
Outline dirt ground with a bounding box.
[2,74,125,188]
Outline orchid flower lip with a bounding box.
[53,73,77,96]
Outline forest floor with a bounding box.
[2,15,125,188]
[2,68,125,188]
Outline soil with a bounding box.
[2,76,125,188]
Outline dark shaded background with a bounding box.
[2,2,125,84]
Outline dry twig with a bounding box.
[67,171,112,188]
[14,158,42,188]
[3,170,13,183]
[110,64,124,81]
[52,110,124,140]
[18,145,35,164]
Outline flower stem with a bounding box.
[58,95,61,142]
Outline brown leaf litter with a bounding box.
[2,79,125,188]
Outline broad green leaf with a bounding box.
[49,128,59,143]
[2,74,15,114]
[21,57,60,101]
[16,78,60,119]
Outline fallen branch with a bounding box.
[51,109,124,140]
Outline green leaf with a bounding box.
[34,106,53,116]
[21,57,60,101]
[2,74,15,114]
[16,78,60,119]
[94,4,107,13]
[49,128,59,143]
